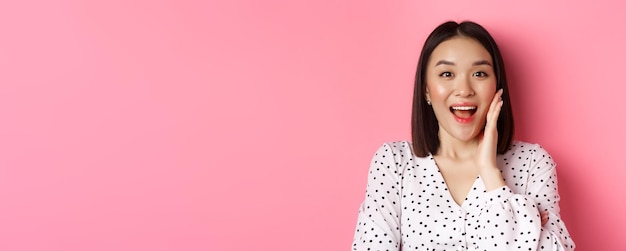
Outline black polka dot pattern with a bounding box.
[352,141,575,250]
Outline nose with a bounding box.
[455,76,475,97]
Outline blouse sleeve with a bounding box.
[474,144,576,250]
[352,143,403,251]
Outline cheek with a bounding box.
[426,83,451,101]
[477,81,498,99]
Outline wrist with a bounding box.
[480,168,506,191]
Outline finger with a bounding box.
[540,211,549,226]
[486,90,502,120]
[485,89,504,130]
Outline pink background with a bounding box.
[0,1,623,250]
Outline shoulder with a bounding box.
[380,141,413,151]
[371,141,411,160]
[372,140,430,163]
[501,140,556,166]
[506,140,552,155]
[368,141,431,178]
[373,141,417,157]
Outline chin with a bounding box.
[452,129,481,142]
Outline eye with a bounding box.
[473,71,488,78]
[439,72,453,78]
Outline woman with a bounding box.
[352,21,575,250]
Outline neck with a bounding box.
[436,132,479,160]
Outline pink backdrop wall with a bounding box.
[0,1,623,250]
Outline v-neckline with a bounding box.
[428,154,482,210]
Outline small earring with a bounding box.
[426,99,431,105]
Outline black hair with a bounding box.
[411,21,514,157]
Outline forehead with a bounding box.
[428,36,492,65]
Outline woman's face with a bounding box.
[425,36,497,143]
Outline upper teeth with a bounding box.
[452,106,476,110]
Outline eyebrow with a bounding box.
[472,60,492,66]
[434,60,493,66]
[434,60,455,66]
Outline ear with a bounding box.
[424,88,431,102]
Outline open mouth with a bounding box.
[450,105,477,119]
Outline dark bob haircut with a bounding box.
[411,21,514,157]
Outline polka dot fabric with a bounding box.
[352,141,575,250]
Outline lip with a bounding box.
[450,102,477,124]
[453,112,476,124]
[450,102,477,107]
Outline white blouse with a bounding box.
[352,141,575,251]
